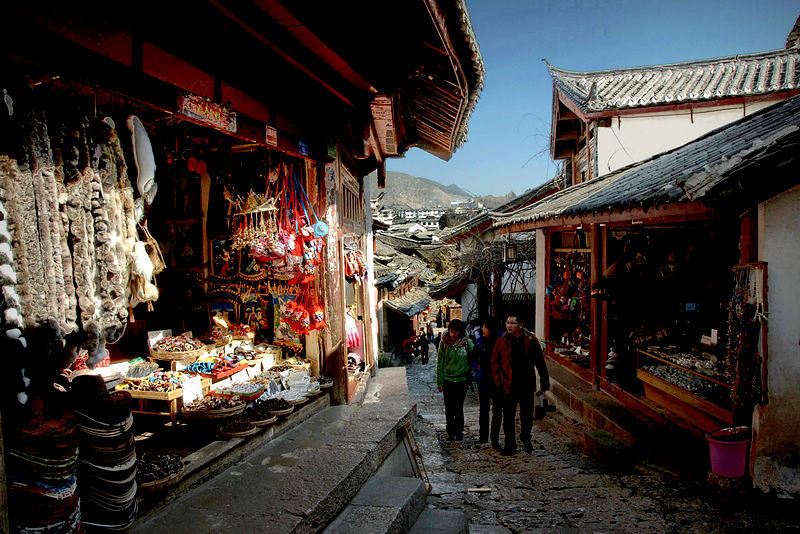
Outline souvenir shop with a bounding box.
[541,213,766,435]
[343,234,371,401]
[0,70,343,531]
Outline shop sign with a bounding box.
[266,125,278,147]
[370,95,398,155]
[179,94,237,133]
[298,140,309,156]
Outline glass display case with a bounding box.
[636,346,732,429]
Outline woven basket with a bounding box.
[181,403,245,420]
[220,425,260,438]
[149,346,206,362]
[288,397,307,406]
[138,466,184,493]
[269,407,294,416]
[319,382,333,390]
[250,415,278,427]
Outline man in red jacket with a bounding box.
[491,314,550,456]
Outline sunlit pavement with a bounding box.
[401,344,800,533]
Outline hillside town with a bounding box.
[1,3,799,533]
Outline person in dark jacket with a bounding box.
[473,317,502,448]
[491,314,550,456]
[436,319,473,443]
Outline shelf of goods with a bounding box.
[636,348,733,431]
[186,361,250,380]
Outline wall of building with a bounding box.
[596,100,780,175]
[460,283,478,322]
[501,261,535,294]
[753,184,800,496]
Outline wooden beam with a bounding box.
[207,0,354,106]
[252,0,374,93]
[495,201,713,234]
[583,91,800,119]
[559,110,579,120]
[555,130,579,141]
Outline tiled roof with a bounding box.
[426,273,468,298]
[495,95,800,228]
[385,288,432,317]
[547,48,800,114]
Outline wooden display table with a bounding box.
[128,378,211,427]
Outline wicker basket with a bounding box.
[250,415,278,427]
[220,425,260,439]
[231,332,255,342]
[319,382,333,390]
[138,466,184,493]
[269,407,294,416]
[149,345,206,362]
[181,403,245,420]
[288,397,307,406]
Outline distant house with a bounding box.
[548,46,800,185]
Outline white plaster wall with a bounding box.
[753,184,800,496]
[535,230,546,339]
[596,100,780,174]
[501,261,536,294]
[364,177,380,370]
[461,283,478,322]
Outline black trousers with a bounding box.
[502,390,534,451]
[442,380,468,439]
[478,383,503,442]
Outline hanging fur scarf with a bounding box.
[0,167,30,407]
[67,168,100,353]
[32,166,67,336]
[55,167,78,333]
[88,167,128,344]
[0,159,44,328]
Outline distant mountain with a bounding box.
[367,171,514,209]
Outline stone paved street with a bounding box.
[403,347,800,533]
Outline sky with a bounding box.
[387,0,800,197]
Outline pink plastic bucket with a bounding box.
[706,426,750,478]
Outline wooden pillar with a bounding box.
[476,273,490,322]
[600,225,609,380]
[0,410,7,534]
[590,225,602,389]
[491,266,505,321]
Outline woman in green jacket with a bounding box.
[436,319,473,443]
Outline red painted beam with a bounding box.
[253,0,374,93]
[207,0,354,106]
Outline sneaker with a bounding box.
[454,435,463,444]
[501,447,515,456]
[522,440,533,454]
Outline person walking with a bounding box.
[491,314,549,456]
[473,317,503,448]
[436,319,473,443]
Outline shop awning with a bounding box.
[385,288,432,318]
[495,95,800,231]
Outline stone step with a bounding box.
[323,476,427,534]
[409,509,469,534]
[545,357,708,479]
